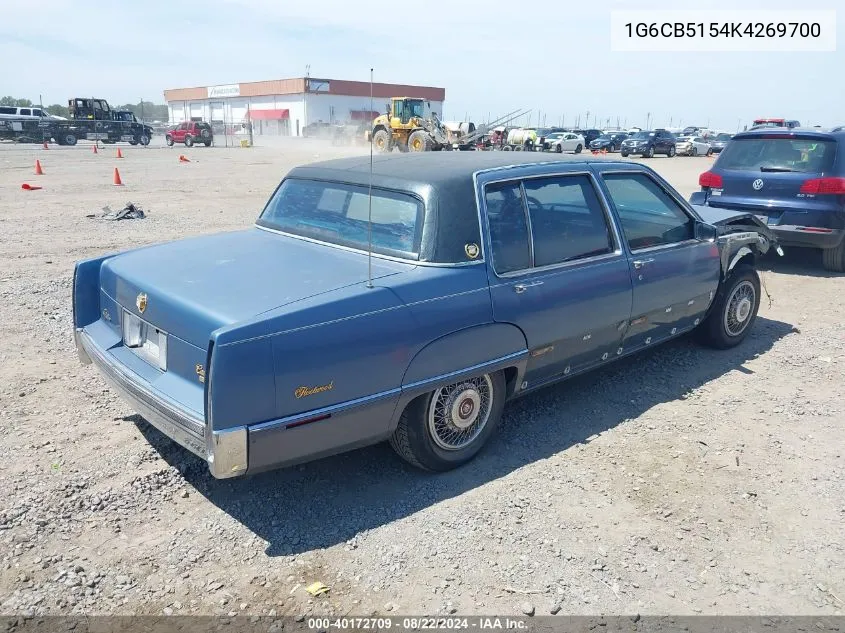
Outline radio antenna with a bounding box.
[366,67,374,289]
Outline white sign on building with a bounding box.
[208,84,240,98]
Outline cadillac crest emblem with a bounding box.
[136,293,148,313]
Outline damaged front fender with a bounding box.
[692,204,784,277]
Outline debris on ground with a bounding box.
[305,581,330,597]
[87,201,146,220]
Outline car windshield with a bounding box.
[258,178,424,258]
[716,138,836,173]
[547,133,564,139]
[597,134,612,140]
[715,133,732,141]
[631,132,653,139]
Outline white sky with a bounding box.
[1,0,841,130]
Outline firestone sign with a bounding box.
[208,84,240,98]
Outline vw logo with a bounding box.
[752,179,764,191]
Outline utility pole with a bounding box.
[646,112,651,130]
[39,94,45,146]
[586,111,590,128]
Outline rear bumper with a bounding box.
[769,226,844,249]
[75,327,247,479]
[689,195,845,250]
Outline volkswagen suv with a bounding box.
[691,128,845,271]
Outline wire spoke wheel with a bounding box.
[427,375,494,451]
[724,280,756,336]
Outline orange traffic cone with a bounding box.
[42,142,49,150]
[22,183,43,191]
[35,160,44,175]
[116,148,123,159]
[92,144,98,154]
[113,168,123,186]
[179,155,190,163]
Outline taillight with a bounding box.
[699,171,723,188]
[799,177,845,195]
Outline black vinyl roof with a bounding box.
[289,151,593,186]
[285,152,599,263]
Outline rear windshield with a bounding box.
[258,178,423,258]
[717,137,836,173]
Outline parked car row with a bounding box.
[494,126,734,159]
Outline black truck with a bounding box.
[0,98,153,146]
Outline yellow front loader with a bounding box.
[369,98,529,153]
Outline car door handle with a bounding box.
[514,281,544,294]
[632,258,655,269]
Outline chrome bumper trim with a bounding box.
[75,327,207,460]
[74,328,92,365]
[207,427,248,479]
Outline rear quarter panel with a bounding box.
[230,264,498,433]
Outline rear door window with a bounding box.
[19,109,31,116]
[717,138,836,173]
[602,173,694,250]
[523,175,614,265]
[485,182,531,273]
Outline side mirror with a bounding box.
[695,221,718,242]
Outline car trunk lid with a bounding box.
[99,228,409,349]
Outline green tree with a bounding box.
[116,101,169,122]
[0,96,37,107]
[45,104,70,117]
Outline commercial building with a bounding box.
[163,76,446,137]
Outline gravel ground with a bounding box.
[0,138,843,619]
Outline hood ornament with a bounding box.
[136,293,148,313]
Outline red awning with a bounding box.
[247,109,290,120]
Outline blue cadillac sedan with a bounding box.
[73,153,778,479]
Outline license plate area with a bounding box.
[121,135,134,141]
[122,310,167,371]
